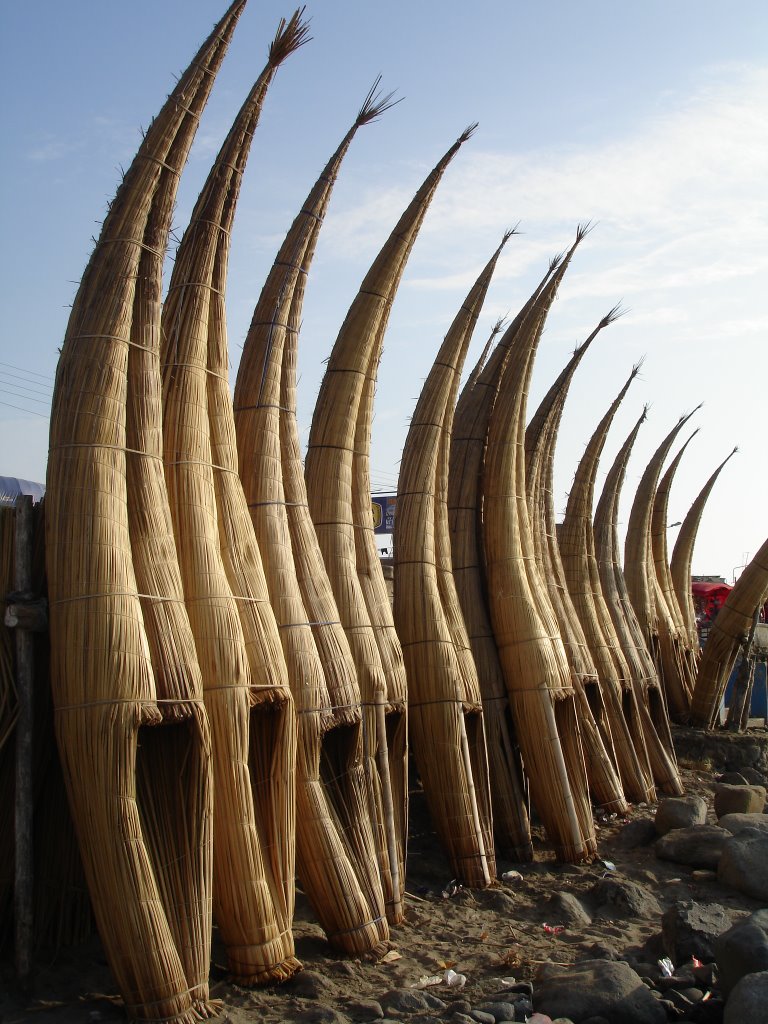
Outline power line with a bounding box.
[0,399,49,418]
[0,361,53,381]
[0,374,53,398]
[0,388,50,407]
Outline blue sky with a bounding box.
[1,1,766,579]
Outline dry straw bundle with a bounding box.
[394,235,512,886]
[524,319,628,814]
[305,126,476,899]
[651,431,702,685]
[46,6,244,1019]
[483,227,596,863]
[234,84,397,951]
[593,408,683,795]
[447,261,567,862]
[352,338,409,918]
[690,536,768,728]
[558,366,656,805]
[161,12,309,984]
[670,448,738,647]
[624,408,700,720]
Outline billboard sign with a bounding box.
[371,493,397,534]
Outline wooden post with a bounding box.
[13,494,34,987]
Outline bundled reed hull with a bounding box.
[395,236,511,885]
[46,9,244,1017]
[524,320,628,814]
[690,536,768,727]
[162,14,309,982]
[448,270,567,861]
[624,409,700,720]
[651,433,702,702]
[593,408,682,795]
[559,367,655,805]
[306,128,476,892]
[234,90,396,952]
[670,449,737,647]
[353,362,408,917]
[482,230,596,863]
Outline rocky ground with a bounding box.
[2,725,767,1024]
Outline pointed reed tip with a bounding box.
[269,7,312,66]
[501,225,519,246]
[458,122,479,144]
[493,315,508,334]
[630,355,646,379]
[601,302,627,328]
[357,76,403,125]
[575,220,596,244]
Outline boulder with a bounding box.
[590,877,662,920]
[618,818,657,849]
[342,998,383,1020]
[534,960,666,1023]
[548,891,593,927]
[661,900,733,962]
[654,824,730,869]
[290,970,339,1000]
[472,1003,521,1022]
[713,909,768,996]
[380,989,447,1014]
[713,783,766,817]
[717,827,768,901]
[723,970,768,1023]
[717,771,748,786]
[718,811,768,835]
[654,796,707,836]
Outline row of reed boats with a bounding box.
[3,4,766,1022]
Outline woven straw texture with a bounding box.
[482,230,596,863]
[45,8,244,1017]
[690,536,768,727]
[670,449,737,646]
[161,13,309,984]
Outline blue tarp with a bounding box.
[0,475,46,508]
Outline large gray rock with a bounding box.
[548,891,593,926]
[290,970,339,999]
[661,900,734,962]
[718,811,768,835]
[713,909,768,996]
[714,782,766,817]
[618,818,657,849]
[590,877,662,920]
[717,827,768,901]
[534,960,666,1023]
[654,796,707,836]
[472,1001,525,1022]
[723,970,768,1023]
[342,998,383,1020]
[654,824,731,868]
[380,989,447,1014]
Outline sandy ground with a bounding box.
[1,738,766,1024]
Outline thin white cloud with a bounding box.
[318,63,768,309]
